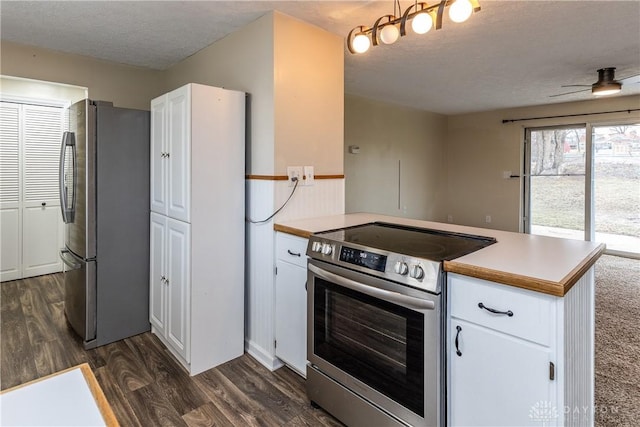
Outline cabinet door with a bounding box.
[149,213,167,334]
[450,320,555,427]
[166,218,190,362]
[166,86,191,222]
[275,260,307,376]
[150,95,167,215]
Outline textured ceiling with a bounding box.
[1,1,639,114]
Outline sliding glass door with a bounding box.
[525,123,639,257]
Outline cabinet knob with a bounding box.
[41,202,46,207]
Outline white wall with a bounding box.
[344,94,448,221]
[0,41,163,110]
[446,95,640,231]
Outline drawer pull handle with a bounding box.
[287,250,301,257]
[455,325,462,357]
[478,302,513,317]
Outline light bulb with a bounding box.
[379,24,400,44]
[352,33,371,53]
[411,12,433,34]
[449,0,473,23]
[593,88,621,96]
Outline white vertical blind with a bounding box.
[23,105,64,202]
[0,103,20,204]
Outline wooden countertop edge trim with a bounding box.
[80,364,120,427]
[0,363,119,427]
[246,174,344,180]
[444,262,565,296]
[273,224,312,238]
[445,243,606,297]
[558,243,607,294]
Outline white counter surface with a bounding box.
[274,213,605,296]
[0,364,118,426]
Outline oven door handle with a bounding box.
[309,263,435,310]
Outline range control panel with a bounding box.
[339,246,387,272]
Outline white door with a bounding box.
[150,95,167,215]
[450,320,555,427]
[149,212,167,335]
[0,102,21,281]
[166,217,190,361]
[0,102,64,281]
[275,260,307,376]
[167,86,191,223]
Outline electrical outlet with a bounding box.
[485,215,492,223]
[286,166,303,187]
[303,166,314,186]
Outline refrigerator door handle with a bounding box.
[59,131,76,224]
[59,248,81,270]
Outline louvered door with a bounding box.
[0,103,21,281]
[0,102,64,281]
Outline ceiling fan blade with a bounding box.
[549,88,591,98]
[620,74,640,84]
[560,84,591,88]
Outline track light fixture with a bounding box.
[347,0,481,54]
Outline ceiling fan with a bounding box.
[550,67,640,98]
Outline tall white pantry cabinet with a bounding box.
[149,83,245,375]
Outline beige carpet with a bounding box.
[594,254,640,427]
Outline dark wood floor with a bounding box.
[1,273,343,426]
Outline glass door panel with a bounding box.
[593,124,640,255]
[526,126,586,241]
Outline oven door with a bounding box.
[307,259,442,427]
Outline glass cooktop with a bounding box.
[316,222,496,261]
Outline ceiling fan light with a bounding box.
[379,24,400,44]
[412,12,433,34]
[352,33,371,53]
[449,0,473,23]
[592,83,622,96]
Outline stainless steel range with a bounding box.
[305,222,496,427]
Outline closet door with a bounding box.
[22,104,64,277]
[0,103,21,281]
[0,102,64,281]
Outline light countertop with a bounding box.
[0,363,118,426]
[274,213,605,297]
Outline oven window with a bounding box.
[313,277,424,416]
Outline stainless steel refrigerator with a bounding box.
[59,99,150,349]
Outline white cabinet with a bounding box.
[275,232,308,377]
[150,86,190,222]
[448,272,595,427]
[149,213,190,361]
[149,83,245,376]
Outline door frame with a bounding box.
[524,118,639,258]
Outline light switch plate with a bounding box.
[304,166,314,186]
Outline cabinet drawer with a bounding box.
[449,274,554,346]
[276,233,308,268]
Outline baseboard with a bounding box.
[245,339,284,371]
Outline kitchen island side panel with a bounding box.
[562,267,595,427]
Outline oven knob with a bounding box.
[321,243,333,255]
[311,241,322,252]
[409,264,425,280]
[394,261,409,275]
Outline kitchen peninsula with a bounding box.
[274,213,604,427]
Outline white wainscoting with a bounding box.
[561,266,595,427]
[244,178,344,370]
